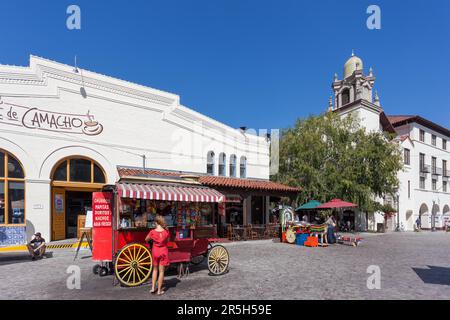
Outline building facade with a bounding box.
[330,53,450,231]
[0,55,295,246]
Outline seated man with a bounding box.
[27,232,46,260]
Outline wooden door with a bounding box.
[52,188,66,241]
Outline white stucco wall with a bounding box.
[0,55,271,242]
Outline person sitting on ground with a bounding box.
[145,215,170,295]
[27,232,46,260]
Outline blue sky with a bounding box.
[0,0,449,130]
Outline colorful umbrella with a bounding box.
[317,198,357,209]
[295,200,322,211]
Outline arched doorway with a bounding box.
[419,203,429,229]
[51,157,106,240]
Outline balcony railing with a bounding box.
[432,167,443,176]
[444,169,450,177]
[420,164,431,173]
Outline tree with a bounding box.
[273,112,403,213]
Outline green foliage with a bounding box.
[273,112,403,213]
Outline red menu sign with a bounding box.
[93,192,112,228]
[92,192,113,262]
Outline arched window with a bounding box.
[52,157,106,184]
[229,155,237,177]
[0,150,25,225]
[341,88,350,106]
[218,153,226,176]
[240,156,247,178]
[206,151,215,175]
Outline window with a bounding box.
[341,88,350,106]
[206,151,215,175]
[404,149,410,165]
[52,157,106,184]
[432,179,437,191]
[419,153,425,171]
[240,156,247,178]
[229,155,237,177]
[0,150,25,225]
[420,177,426,189]
[432,134,437,146]
[444,139,447,150]
[432,157,437,174]
[443,160,448,177]
[218,153,226,176]
[420,129,425,142]
[93,163,106,183]
[70,159,91,182]
[444,181,448,193]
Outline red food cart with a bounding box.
[91,182,230,287]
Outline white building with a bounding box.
[0,55,297,246]
[331,53,450,232]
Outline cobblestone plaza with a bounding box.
[1,232,450,300]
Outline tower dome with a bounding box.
[344,52,363,78]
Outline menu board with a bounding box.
[93,192,112,228]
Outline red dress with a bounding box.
[147,229,170,266]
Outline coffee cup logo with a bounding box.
[82,110,103,136]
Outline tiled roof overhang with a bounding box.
[387,115,450,138]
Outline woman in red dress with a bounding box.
[145,215,170,295]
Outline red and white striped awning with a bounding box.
[117,183,225,203]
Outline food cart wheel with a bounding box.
[99,266,109,277]
[286,229,296,244]
[190,255,206,265]
[207,245,229,276]
[93,264,101,275]
[114,243,152,287]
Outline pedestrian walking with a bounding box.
[416,217,421,231]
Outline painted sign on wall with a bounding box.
[0,99,103,136]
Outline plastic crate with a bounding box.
[296,233,308,246]
[304,236,319,247]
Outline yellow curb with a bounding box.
[0,242,90,252]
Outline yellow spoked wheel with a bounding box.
[207,245,229,276]
[286,229,296,244]
[114,243,152,287]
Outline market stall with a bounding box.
[91,180,231,287]
[295,200,322,223]
[317,198,358,232]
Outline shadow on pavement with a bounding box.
[0,251,53,266]
[413,266,450,286]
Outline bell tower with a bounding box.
[331,51,377,110]
[329,51,386,133]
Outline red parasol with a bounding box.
[317,198,358,209]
